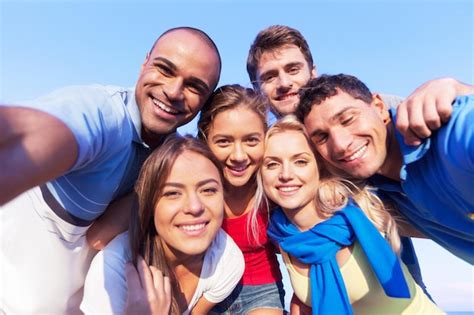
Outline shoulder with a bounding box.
[198,229,244,303]
[207,229,244,267]
[81,232,131,314]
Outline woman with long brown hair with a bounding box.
[81,135,244,314]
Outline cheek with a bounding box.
[261,83,274,96]
[153,201,175,232]
[208,146,229,164]
[261,172,276,194]
[249,147,264,164]
[205,197,225,221]
[186,92,205,111]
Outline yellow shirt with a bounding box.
[280,242,444,314]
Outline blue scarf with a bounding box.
[268,202,410,315]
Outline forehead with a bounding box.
[265,130,312,155]
[257,44,308,74]
[304,92,372,129]
[152,30,220,85]
[168,151,220,180]
[210,107,264,133]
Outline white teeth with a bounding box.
[280,93,297,101]
[278,186,299,192]
[230,165,248,172]
[180,223,205,231]
[152,98,179,114]
[346,145,367,161]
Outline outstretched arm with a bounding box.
[396,77,474,146]
[0,107,77,205]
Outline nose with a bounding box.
[330,128,352,156]
[164,78,184,102]
[278,162,293,181]
[230,143,247,163]
[184,192,205,216]
[277,72,293,89]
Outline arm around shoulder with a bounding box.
[0,106,77,205]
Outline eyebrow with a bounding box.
[309,106,357,137]
[263,152,311,161]
[163,178,220,188]
[153,57,210,93]
[211,132,262,140]
[258,61,304,79]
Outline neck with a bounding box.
[377,124,403,181]
[224,179,257,218]
[141,129,169,149]
[166,249,205,273]
[282,201,326,231]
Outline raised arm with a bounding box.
[0,106,77,205]
[396,77,474,146]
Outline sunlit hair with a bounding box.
[197,84,267,246]
[129,134,224,314]
[247,25,314,89]
[258,115,401,253]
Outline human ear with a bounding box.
[372,93,391,125]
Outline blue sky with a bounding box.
[1,0,473,312]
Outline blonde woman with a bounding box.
[260,116,443,315]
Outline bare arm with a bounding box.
[87,192,136,250]
[190,297,216,315]
[290,294,312,315]
[396,77,474,146]
[0,107,77,205]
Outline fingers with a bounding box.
[137,256,157,300]
[396,101,425,146]
[396,77,458,146]
[149,266,172,311]
[125,257,172,315]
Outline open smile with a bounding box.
[152,96,182,116]
[227,164,250,177]
[177,221,208,236]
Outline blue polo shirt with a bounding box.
[19,85,151,221]
[371,95,474,264]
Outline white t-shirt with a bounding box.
[81,229,244,314]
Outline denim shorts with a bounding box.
[210,281,285,314]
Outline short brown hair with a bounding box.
[247,25,313,89]
[296,74,373,122]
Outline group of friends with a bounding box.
[0,25,473,315]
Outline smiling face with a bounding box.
[303,91,390,179]
[135,29,220,145]
[206,106,265,188]
[261,130,319,213]
[256,45,316,117]
[154,150,224,260]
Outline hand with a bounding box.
[125,256,171,315]
[396,77,474,146]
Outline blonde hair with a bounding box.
[258,115,401,253]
